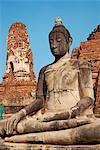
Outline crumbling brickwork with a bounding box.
[0,22,36,116]
[71,25,100,115]
[95,70,100,115]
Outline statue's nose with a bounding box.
[53,41,57,49]
[53,44,57,49]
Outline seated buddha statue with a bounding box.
[0,17,100,144]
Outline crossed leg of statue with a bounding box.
[0,113,93,136]
[4,117,100,144]
[16,115,92,134]
[0,115,100,144]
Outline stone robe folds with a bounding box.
[43,54,94,116]
[16,54,94,134]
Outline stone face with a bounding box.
[71,25,100,115]
[0,22,36,116]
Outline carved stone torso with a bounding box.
[44,54,80,113]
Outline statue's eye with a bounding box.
[50,39,53,43]
[57,38,61,42]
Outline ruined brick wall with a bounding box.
[0,22,36,116]
[71,25,100,115]
[95,70,100,115]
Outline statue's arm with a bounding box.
[71,60,94,118]
[6,66,47,135]
[24,66,46,115]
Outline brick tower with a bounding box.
[0,22,36,116]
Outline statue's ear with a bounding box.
[68,37,72,48]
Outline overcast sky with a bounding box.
[0,0,100,82]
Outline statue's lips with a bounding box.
[52,48,59,54]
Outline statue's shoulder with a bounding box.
[78,60,91,69]
[69,58,91,70]
[39,63,53,75]
[69,58,79,69]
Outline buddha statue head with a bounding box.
[49,16,72,58]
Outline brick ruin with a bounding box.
[71,25,100,116]
[0,22,36,116]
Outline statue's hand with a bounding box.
[42,112,70,122]
[71,106,79,118]
[6,109,26,135]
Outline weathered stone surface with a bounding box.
[0,143,100,150]
[95,70,100,115]
[0,22,36,116]
[4,120,100,144]
[71,25,100,115]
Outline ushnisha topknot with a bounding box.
[55,16,63,26]
[49,16,72,44]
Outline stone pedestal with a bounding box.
[0,142,100,150]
